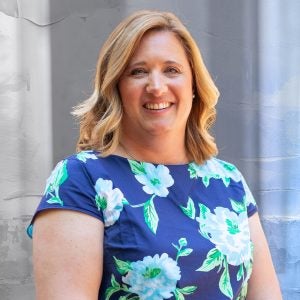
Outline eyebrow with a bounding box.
[128,60,184,68]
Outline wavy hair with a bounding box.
[72,10,219,164]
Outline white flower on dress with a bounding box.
[134,163,174,197]
[94,178,124,227]
[189,159,241,187]
[199,207,252,266]
[122,253,181,300]
[76,150,98,163]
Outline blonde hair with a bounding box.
[73,10,219,164]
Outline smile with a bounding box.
[144,102,172,110]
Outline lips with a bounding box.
[144,102,172,110]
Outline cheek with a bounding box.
[176,75,193,92]
[119,81,144,104]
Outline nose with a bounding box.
[146,72,168,96]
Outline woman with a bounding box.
[29,10,282,299]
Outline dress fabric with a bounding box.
[28,151,257,300]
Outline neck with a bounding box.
[118,133,190,165]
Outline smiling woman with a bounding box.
[28,10,282,300]
[72,10,219,165]
[118,30,193,149]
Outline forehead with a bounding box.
[129,30,189,64]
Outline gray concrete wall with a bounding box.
[0,1,53,298]
[1,0,299,299]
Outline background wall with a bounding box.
[0,0,299,299]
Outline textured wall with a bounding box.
[0,1,52,299]
[1,0,299,299]
[256,2,300,298]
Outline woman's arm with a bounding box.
[247,213,282,299]
[33,209,104,300]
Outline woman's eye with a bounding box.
[130,68,147,76]
[165,67,180,74]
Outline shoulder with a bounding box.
[208,158,257,209]
[55,150,100,169]
[60,150,100,164]
[189,157,243,184]
[47,151,101,184]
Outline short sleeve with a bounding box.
[239,172,258,217]
[27,157,104,238]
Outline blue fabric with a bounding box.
[29,151,257,300]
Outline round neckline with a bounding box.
[108,154,192,167]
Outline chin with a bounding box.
[143,125,173,136]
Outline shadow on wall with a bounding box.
[205,1,261,199]
[49,1,131,163]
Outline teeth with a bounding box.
[145,102,171,110]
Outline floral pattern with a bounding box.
[76,150,98,162]
[130,160,174,197]
[105,238,197,300]
[194,198,253,299]
[188,159,241,187]
[44,160,68,206]
[199,206,251,266]
[127,160,174,234]
[30,154,257,299]
[94,178,125,227]
[123,253,180,299]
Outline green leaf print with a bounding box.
[178,248,193,258]
[244,257,253,281]
[202,176,210,187]
[221,161,237,172]
[95,194,107,210]
[230,198,246,214]
[105,275,121,299]
[178,238,188,247]
[173,238,194,262]
[174,289,185,300]
[198,203,210,220]
[180,197,196,219]
[111,274,120,288]
[187,164,197,179]
[177,286,198,295]
[120,296,138,300]
[222,176,231,187]
[105,287,120,300]
[226,219,240,235]
[44,160,68,205]
[143,267,161,279]
[237,264,244,281]
[219,264,233,299]
[144,198,159,234]
[196,248,223,272]
[197,203,211,239]
[114,257,132,275]
[128,160,146,175]
[236,283,248,300]
[52,160,68,189]
[105,286,119,299]
[174,286,198,299]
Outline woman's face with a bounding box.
[118,30,193,139]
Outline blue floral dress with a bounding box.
[28,151,257,300]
